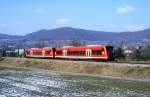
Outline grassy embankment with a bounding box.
[0,57,150,80]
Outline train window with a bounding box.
[45,51,51,55]
[106,46,114,55]
[33,52,42,55]
[80,51,85,55]
[56,51,62,55]
[67,51,72,55]
[92,50,102,55]
[67,51,71,55]
[68,51,85,56]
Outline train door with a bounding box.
[42,50,45,56]
[86,49,91,57]
[63,50,67,56]
[30,51,33,56]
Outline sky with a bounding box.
[0,0,150,35]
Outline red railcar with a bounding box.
[25,48,54,58]
[25,45,115,61]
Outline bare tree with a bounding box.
[115,41,125,61]
[52,40,64,48]
[35,40,46,48]
[140,46,150,60]
[0,49,2,59]
[69,39,86,46]
[118,40,124,49]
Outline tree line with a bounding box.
[115,46,150,61]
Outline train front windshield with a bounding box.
[106,46,114,55]
[106,46,115,60]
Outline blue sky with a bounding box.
[0,0,150,35]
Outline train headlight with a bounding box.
[102,51,105,55]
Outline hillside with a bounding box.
[0,33,22,39]
[0,27,150,47]
[25,27,119,41]
[25,27,150,42]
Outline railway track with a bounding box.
[113,61,150,65]
[5,57,150,65]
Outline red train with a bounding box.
[25,45,115,61]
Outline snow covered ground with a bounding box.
[0,66,150,97]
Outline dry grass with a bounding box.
[0,58,150,79]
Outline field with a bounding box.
[0,66,150,97]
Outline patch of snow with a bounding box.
[12,83,41,92]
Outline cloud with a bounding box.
[117,5,135,14]
[124,24,144,31]
[57,18,69,24]
[106,24,118,28]
[34,9,45,13]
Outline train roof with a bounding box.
[25,45,112,50]
[63,44,105,47]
